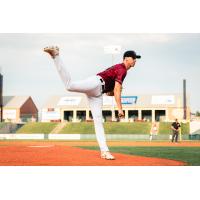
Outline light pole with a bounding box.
[104,45,121,121]
[0,67,3,122]
[183,79,187,120]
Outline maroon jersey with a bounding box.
[97,63,127,93]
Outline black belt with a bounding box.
[100,78,105,93]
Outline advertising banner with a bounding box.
[57,97,82,106]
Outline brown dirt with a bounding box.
[0,140,196,166]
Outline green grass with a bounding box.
[104,122,151,134]
[14,122,189,135]
[16,122,58,134]
[159,122,190,134]
[59,122,152,134]
[159,122,171,134]
[59,122,95,134]
[79,146,200,166]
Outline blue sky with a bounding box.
[0,33,199,112]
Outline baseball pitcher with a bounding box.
[44,46,141,160]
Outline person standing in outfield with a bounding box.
[150,123,158,141]
[44,46,141,160]
[171,119,181,143]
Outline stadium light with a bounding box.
[0,67,3,122]
[104,45,121,66]
[104,45,121,121]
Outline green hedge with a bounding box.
[181,122,190,134]
[17,122,58,134]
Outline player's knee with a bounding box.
[66,83,72,91]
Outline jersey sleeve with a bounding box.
[115,68,127,84]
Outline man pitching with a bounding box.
[44,46,141,160]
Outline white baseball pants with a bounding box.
[53,56,109,152]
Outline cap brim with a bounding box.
[136,55,141,59]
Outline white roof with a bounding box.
[3,96,31,108]
[42,93,189,109]
[43,93,89,109]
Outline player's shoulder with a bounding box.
[114,63,126,71]
[114,63,125,68]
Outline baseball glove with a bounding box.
[106,91,114,96]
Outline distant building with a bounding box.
[41,93,190,122]
[3,96,38,123]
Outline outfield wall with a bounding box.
[0,133,191,141]
[0,133,80,140]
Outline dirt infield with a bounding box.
[1,140,198,166]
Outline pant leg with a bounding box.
[53,56,108,151]
[175,132,179,142]
[172,131,175,142]
[87,95,109,152]
[68,76,102,96]
[53,56,102,96]
[53,56,72,89]
[150,134,153,141]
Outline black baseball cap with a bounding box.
[123,50,141,59]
